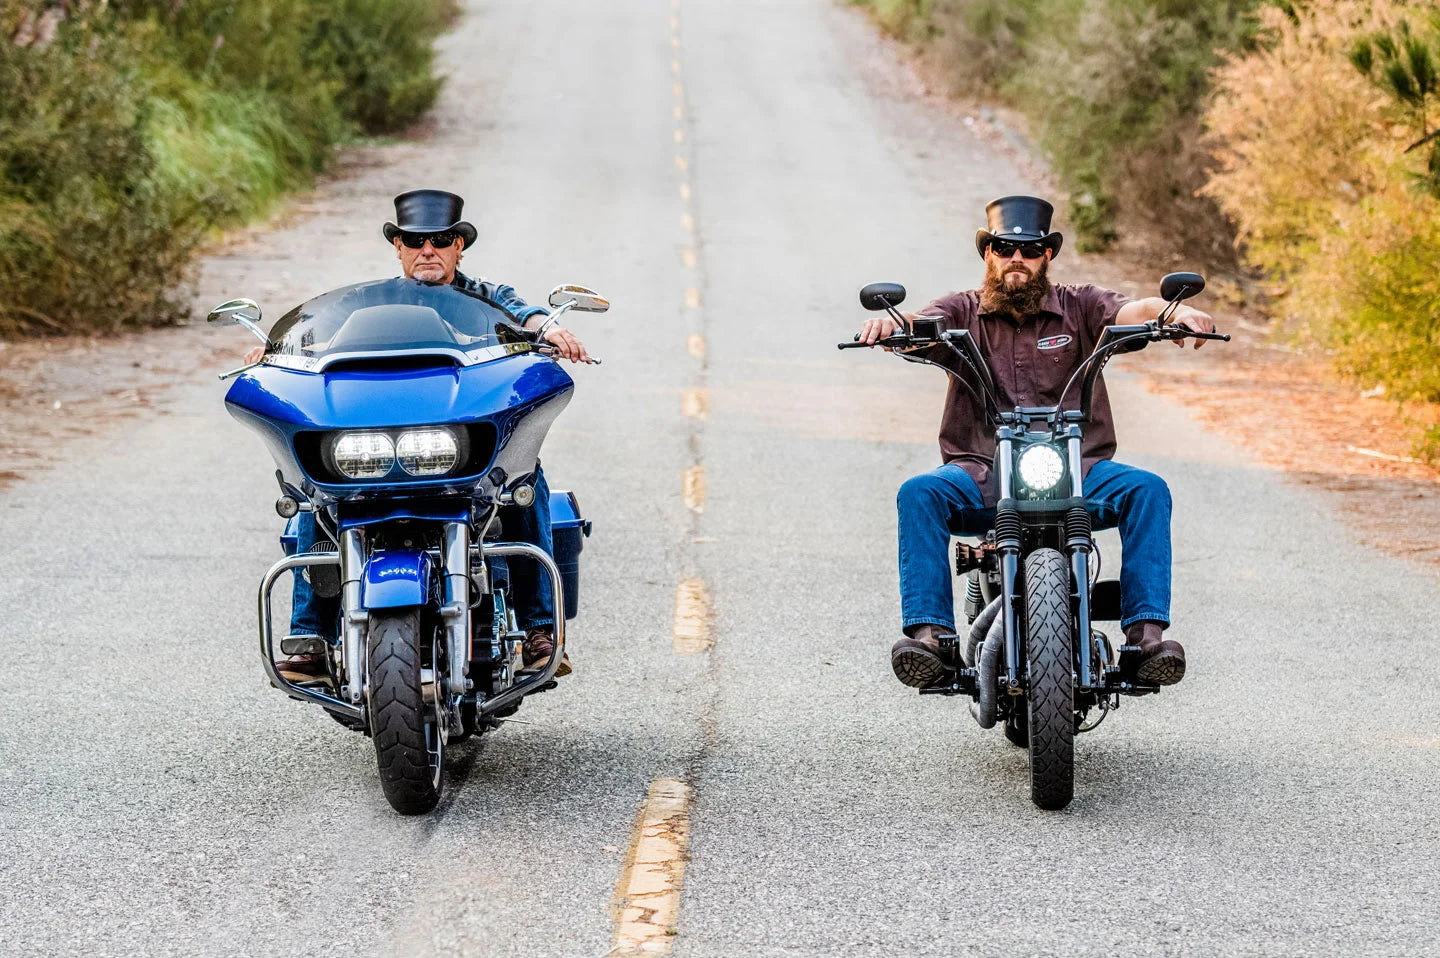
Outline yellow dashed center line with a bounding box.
[671,59,681,75]
[686,332,706,360]
[681,388,708,420]
[680,247,697,269]
[673,128,685,144]
[684,287,700,309]
[673,104,684,121]
[612,778,693,956]
[672,578,713,655]
[680,212,695,233]
[678,182,691,202]
[673,82,683,98]
[682,465,706,513]
[675,156,688,172]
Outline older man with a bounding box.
[857,195,1216,689]
[264,189,588,682]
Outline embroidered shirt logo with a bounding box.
[1037,334,1072,350]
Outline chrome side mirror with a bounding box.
[207,298,262,326]
[207,298,268,344]
[547,285,610,314]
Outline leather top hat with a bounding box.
[974,194,1063,259]
[382,189,478,247]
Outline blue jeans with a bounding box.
[896,459,1171,633]
[290,466,556,639]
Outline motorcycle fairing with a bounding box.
[223,353,573,500]
[335,499,472,532]
[361,550,434,609]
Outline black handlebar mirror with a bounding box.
[859,282,906,311]
[1159,272,1205,303]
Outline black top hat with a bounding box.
[974,195,1063,259]
[382,189,478,247]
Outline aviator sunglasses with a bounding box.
[399,230,460,249]
[988,238,1048,259]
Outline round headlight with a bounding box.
[333,432,395,479]
[1017,444,1065,493]
[396,428,459,476]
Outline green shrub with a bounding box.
[0,18,204,333]
[853,0,1261,256]
[0,0,456,335]
[859,0,936,39]
[1205,0,1440,458]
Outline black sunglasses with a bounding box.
[399,231,459,249]
[988,238,1047,259]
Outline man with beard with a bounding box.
[855,195,1216,688]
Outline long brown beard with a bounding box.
[980,256,1051,318]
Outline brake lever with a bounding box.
[1156,325,1231,342]
[837,333,922,350]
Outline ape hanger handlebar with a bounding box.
[838,304,1229,425]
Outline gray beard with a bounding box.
[980,258,1050,317]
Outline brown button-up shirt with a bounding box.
[916,284,1130,503]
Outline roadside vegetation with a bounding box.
[857,0,1440,463]
[0,0,459,336]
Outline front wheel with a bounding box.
[367,609,444,814]
[1024,548,1074,810]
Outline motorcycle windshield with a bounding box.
[262,277,529,372]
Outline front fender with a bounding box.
[361,550,433,609]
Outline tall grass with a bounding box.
[0,0,458,335]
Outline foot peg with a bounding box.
[281,634,326,655]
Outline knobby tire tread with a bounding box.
[1024,548,1075,810]
[368,610,442,815]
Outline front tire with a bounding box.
[1024,548,1075,810]
[367,609,444,814]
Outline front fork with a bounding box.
[337,522,475,705]
[995,427,1099,694]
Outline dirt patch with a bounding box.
[0,328,229,489]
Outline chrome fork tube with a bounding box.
[441,522,471,696]
[341,529,366,703]
[1065,426,1096,689]
[1066,429,1085,498]
[996,434,1015,500]
[994,433,1023,687]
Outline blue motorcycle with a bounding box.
[209,277,607,814]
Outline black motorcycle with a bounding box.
[840,273,1228,810]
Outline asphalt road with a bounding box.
[2,1,1438,955]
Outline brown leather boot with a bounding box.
[891,624,952,688]
[275,652,331,685]
[522,626,573,677]
[1126,620,1185,686]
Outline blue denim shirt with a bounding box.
[452,271,548,325]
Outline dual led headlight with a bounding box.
[331,427,460,480]
[1016,443,1065,494]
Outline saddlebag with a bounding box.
[548,490,591,621]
